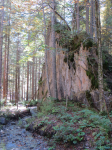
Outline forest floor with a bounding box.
[0,101,112,150]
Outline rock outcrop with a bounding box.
[37,24,112,111]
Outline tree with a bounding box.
[0,0,4,108]
[76,0,80,32]
[51,0,58,99]
[90,0,94,38]
[15,33,20,108]
[42,0,51,97]
[86,0,89,34]
[95,0,106,112]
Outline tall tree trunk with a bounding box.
[32,53,35,100]
[3,30,7,101]
[26,61,29,101]
[72,0,77,33]
[0,0,4,108]
[3,50,6,99]
[95,0,106,112]
[30,63,32,99]
[15,61,18,105]
[15,33,19,108]
[86,0,89,34]
[51,0,58,99]
[5,0,11,100]
[93,1,97,41]
[6,15,10,99]
[26,33,30,101]
[35,57,37,99]
[42,0,51,97]
[38,57,41,80]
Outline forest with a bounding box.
[0,0,112,150]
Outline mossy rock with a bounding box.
[55,26,95,52]
[38,124,56,137]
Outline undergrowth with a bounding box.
[36,100,112,149]
[24,99,38,106]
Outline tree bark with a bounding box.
[95,0,106,112]
[3,50,6,100]
[51,0,58,99]
[26,61,29,101]
[0,0,4,109]
[76,0,80,32]
[86,0,89,34]
[42,0,51,97]
[90,0,94,38]
[15,33,20,109]
[32,52,35,100]
[6,0,11,100]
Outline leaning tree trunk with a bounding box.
[51,0,58,99]
[95,0,106,112]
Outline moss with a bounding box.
[68,53,74,62]
[96,48,98,55]
[56,27,94,52]
[86,57,98,89]
[39,78,46,86]
[64,53,76,70]
[42,90,48,99]
[64,57,67,63]
[86,90,93,107]
[103,60,109,70]
[39,77,43,85]
[41,125,47,131]
[64,53,74,63]
[83,39,93,49]
[86,70,98,89]
[39,77,42,83]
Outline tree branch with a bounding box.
[48,4,71,31]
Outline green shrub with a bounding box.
[53,122,85,144]
[24,99,38,106]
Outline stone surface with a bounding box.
[91,90,100,110]
[38,43,91,101]
[29,107,38,116]
[0,118,49,150]
[0,117,7,125]
[37,30,112,111]
[72,91,90,107]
